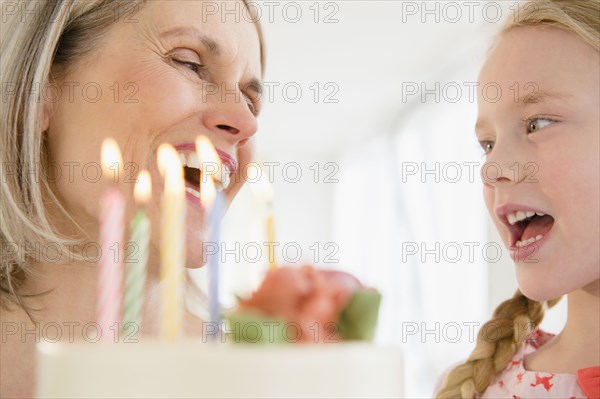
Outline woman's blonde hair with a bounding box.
[0,0,264,318]
[437,1,599,398]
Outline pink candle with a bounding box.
[98,138,126,342]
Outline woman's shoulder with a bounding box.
[0,306,39,398]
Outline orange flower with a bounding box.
[238,265,362,342]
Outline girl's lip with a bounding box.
[173,142,238,176]
[509,228,552,262]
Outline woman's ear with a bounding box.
[41,83,58,132]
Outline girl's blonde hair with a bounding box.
[0,0,264,317]
[437,1,599,398]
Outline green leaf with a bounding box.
[225,312,289,344]
[337,289,382,341]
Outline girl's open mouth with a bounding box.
[501,209,555,261]
[507,210,555,248]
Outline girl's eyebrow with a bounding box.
[521,89,570,105]
[475,118,488,134]
[160,26,220,56]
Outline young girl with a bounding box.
[437,0,599,398]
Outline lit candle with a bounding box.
[157,144,186,342]
[122,170,151,332]
[98,138,126,342]
[250,164,277,270]
[195,136,224,328]
[264,181,277,270]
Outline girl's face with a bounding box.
[477,27,599,301]
[46,0,262,268]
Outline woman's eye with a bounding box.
[479,140,494,155]
[242,93,259,116]
[174,60,203,74]
[526,117,553,133]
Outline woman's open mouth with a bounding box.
[503,209,555,261]
[176,150,234,202]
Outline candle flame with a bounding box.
[157,144,184,193]
[195,136,221,167]
[134,170,152,204]
[195,136,221,207]
[250,162,274,204]
[101,138,123,176]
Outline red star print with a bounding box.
[507,359,522,371]
[498,380,505,388]
[530,373,555,391]
[516,372,525,385]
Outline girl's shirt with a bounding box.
[480,330,600,399]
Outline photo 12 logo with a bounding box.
[200,1,341,24]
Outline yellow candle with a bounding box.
[249,163,278,270]
[157,144,185,342]
[261,168,277,270]
[266,204,277,270]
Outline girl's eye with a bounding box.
[526,117,553,133]
[479,140,494,155]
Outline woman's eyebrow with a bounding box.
[160,26,220,56]
[244,78,263,96]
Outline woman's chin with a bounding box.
[185,223,209,269]
[185,243,209,269]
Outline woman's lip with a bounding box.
[183,181,231,211]
[509,228,553,262]
[172,143,238,176]
[184,181,204,211]
[215,149,238,175]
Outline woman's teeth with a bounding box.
[178,151,231,192]
[515,234,544,247]
[507,210,546,225]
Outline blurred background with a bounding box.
[191,1,567,397]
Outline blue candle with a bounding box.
[208,191,225,331]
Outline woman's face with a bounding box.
[477,27,599,300]
[46,0,262,268]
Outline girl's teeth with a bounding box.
[515,234,544,247]
[179,153,186,165]
[507,210,545,225]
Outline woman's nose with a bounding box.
[201,82,258,145]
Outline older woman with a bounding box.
[1,1,264,396]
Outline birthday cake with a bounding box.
[36,267,404,398]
